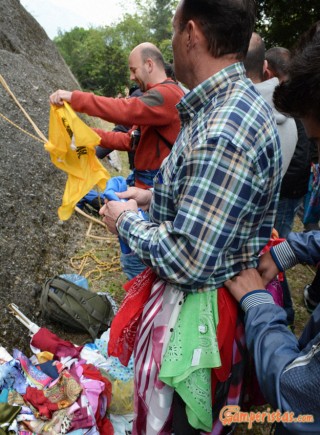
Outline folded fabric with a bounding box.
[31,327,83,359]
[13,349,52,389]
[108,267,158,366]
[159,291,220,432]
[35,361,59,380]
[0,358,27,394]
[23,372,82,419]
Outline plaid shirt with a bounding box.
[118,63,282,292]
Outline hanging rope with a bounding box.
[1,74,118,278]
[0,112,45,144]
[0,74,47,143]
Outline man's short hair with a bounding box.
[243,32,265,81]
[141,46,166,70]
[265,47,291,80]
[273,39,320,122]
[179,0,256,60]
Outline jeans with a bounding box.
[120,252,147,281]
[274,196,303,239]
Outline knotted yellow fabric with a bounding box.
[45,103,110,220]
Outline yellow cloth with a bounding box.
[45,103,110,220]
[36,351,54,363]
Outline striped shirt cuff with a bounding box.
[240,290,275,313]
[270,241,299,271]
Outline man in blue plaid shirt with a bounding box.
[101,0,282,433]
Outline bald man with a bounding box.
[50,42,184,190]
[50,42,185,280]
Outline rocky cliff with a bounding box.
[0,0,88,350]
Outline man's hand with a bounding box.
[224,269,265,302]
[258,250,280,285]
[116,187,152,211]
[99,199,138,234]
[50,89,72,106]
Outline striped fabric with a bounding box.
[133,280,184,435]
[271,240,299,271]
[240,290,275,312]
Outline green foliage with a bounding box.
[55,27,129,96]
[112,13,151,54]
[256,0,320,49]
[54,0,319,96]
[54,0,177,97]
[147,0,178,43]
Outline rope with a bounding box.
[0,74,47,143]
[0,74,122,282]
[75,206,107,228]
[70,249,121,281]
[73,206,122,280]
[0,112,46,144]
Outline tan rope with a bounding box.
[75,206,107,229]
[0,74,48,143]
[0,112,46,143]
[70,249,121,280]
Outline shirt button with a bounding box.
[198,325,207,334]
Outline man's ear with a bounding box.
[186,20,198,50]
[264,61,275,81]
[146,58,153,73]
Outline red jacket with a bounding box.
[71,80,184,188]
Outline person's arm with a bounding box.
[225,270,312,416]
[70,87,179,127]
[100,188,152,233]
[258,231,320,284]
[93,128,132,152]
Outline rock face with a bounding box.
[0,0,87,350]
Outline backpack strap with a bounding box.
[155,130,174,150]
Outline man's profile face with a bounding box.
[128,50,149,92]
[171,1,185,85]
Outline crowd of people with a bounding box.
[49,0,320,433]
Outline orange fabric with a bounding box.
[71,81,184,173]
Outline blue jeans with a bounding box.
[120,252,147,280]
[274,196,303,239]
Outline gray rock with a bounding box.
[0,0,89,351]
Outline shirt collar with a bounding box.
[146,78,176,90]
[177,62,246,123]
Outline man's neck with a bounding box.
[189,54,240,89]
[149,72,169,87]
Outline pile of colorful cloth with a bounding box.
[0,327,134,434]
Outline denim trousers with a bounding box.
[120,251,147,280]
[274,196,303,239]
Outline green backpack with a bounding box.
[40,275,115,340]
